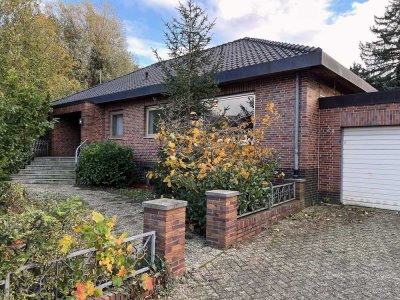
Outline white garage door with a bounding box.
[342,126,400,211]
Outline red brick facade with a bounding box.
[50,71,364,204]
[319,103,400,203]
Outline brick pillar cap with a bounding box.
[205,190,240,198]
[285,178,306,183]
[143,198,187,211]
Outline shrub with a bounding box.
[148,103,280,230]
[0,183,166,299]
[78,141,135,187]
[0,182,89,282]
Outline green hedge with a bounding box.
[78,141,135,187]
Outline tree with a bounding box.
[0,0,77,177]
[354,0,400,90]
[154,0,220,124]
[0,0,80,100]
[47,1,138,88]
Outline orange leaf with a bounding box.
[117,265,126,278]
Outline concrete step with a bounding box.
[21,165,75,172]
[12,174,75,180]
[33,157,74,160]
[30,161,75,166]
[12,178,76,184]
[17,170,76,176]
[13,156,77,185]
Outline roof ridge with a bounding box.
[55,63,160,102]
[243,37,320,52]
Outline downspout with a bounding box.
[293,72,300,178]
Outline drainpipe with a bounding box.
[293,72,300,178]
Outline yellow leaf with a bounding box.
[92,212,104,223]
[116,233,127,246]
[107,263,112,272]
[85,281,95,296]
[59,235,73,254]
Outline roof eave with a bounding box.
[52,49,375,108]
[320,51,377,93]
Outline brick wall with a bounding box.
[300,74,343,204]
[51,113,81,156]
[319,103,400,203]
[237,200,303,242]
[51,102,105,156]
[206,180,306,247]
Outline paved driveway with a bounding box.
[175,206,400,300]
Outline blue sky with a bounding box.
[87,0,388,67]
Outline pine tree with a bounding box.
[356,0,400,90]
[154,0,220,124]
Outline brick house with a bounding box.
[49,37,400,210]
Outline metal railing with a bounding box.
[0,231,156,300]
[75,139,88,166]
[238,182,296,217]
[33,138,49,157]
[267,182,296,207]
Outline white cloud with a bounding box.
[126,36,169,66]
[122,0,179,11]
[208,0,390,67]
[144,0,180,8]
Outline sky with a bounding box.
[89,0,390,68]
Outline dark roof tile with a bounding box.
[53,37,319,106]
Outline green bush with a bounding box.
[78,141,135,187]
[0,182,89,279]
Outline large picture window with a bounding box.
[146,107,163,137]
[111,112,123,138]
[211,93,255,127]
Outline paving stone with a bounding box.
[174,206,400,300]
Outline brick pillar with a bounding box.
[206,190,239,249]
[286,178,306,204]
[142,198,187,276]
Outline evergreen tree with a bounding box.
[154,0,220,124]
[355,0,400,90]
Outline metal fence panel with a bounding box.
[0,231,156,300]
[238,182,296,217]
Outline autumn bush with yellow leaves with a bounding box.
[148,103,280,229]
[0,183,164,300]
[59,211,159,300]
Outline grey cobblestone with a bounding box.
[174,206,400,300]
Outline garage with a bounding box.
[342,126,400,211]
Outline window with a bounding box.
[210,93,255,127]
[111,112,123,138]
[146,107,163,137]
